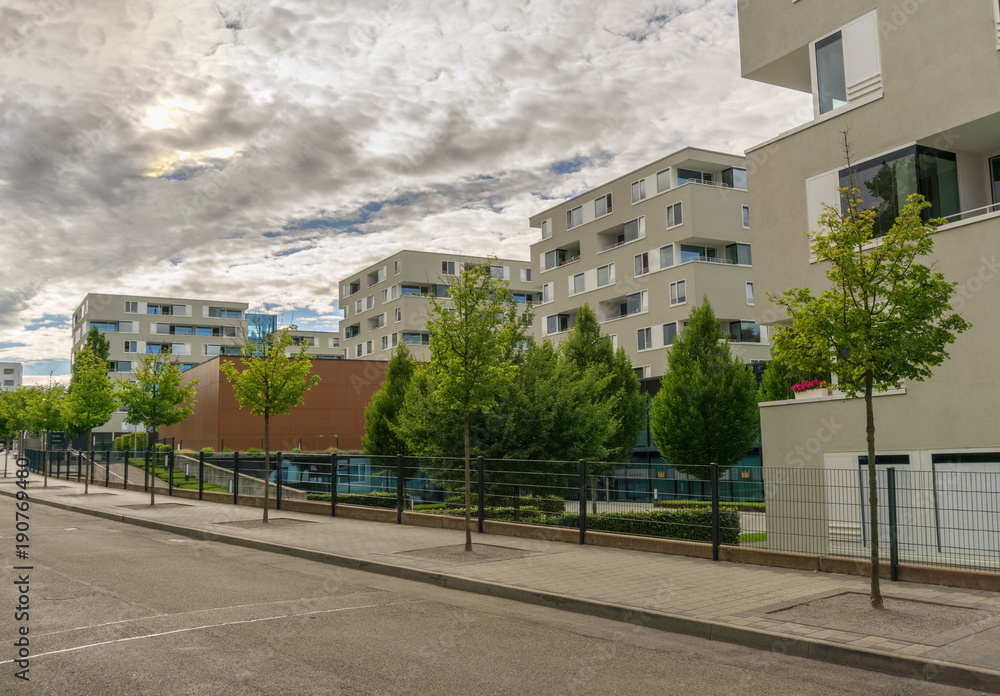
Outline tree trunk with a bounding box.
[464,410,472,552]
[866,370,884,609]
[84,428,92,495]
[263,414,270,524]
[149,430,156,506]
[3,440,8,477]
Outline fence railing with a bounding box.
[22,451,1000,576]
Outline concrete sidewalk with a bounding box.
[4,477,1000,693]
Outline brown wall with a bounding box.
[160,357,387,452]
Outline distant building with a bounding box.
[338,250,536,362]
[0,363,22,392]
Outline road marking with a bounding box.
[0,602,407,665]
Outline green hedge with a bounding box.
[445,493,565,514]
[115,433,149,451]
[653,500,764,513]
[548,509,741,545]
[307,491,406,508]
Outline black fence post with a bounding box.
[276,452,283,511]
[77,450,82,482]
[168,450,174,497]
[579,459,587,545]
[198,451,205,500]
[887,467,899,582]
[396,454,404,525]
[710,463,721,561]
[233,451,240,505]
[144,450,150,491]
[331,454,338,517]
[104,450,110,488]
[123,450,128,490]
[477,456,485,534]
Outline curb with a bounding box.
[9,490,1000,694]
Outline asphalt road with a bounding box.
[0,497,987,696]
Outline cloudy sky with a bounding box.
[0,0,810,385]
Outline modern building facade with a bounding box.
[528,147,769,379]
[158,357,386,452]
[739,1,1000,560]
[0,363,22,392]
[338,250,536,362]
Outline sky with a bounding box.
[0,0,811,385]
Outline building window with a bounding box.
[546,314,569,335]
[208,307,242,319]
[356,344,363,357]
[394,307,402,322]
[401,284,427,296]
[520,267,531,282]
[123,341,138,353]
[666,202,683,228]
[365,340,373,355]
[726,243,752,266]
[840,145,959,235]
[729,321,761,344]
[991,155,1000,204]
[594,193,612,217]
[573,273,585,294]
[610,334,618,350]
[3,380,13,387]
[663,322,677,346]
[677,168,711,185]
[381,335,389,350]
[391,333,398,347]
[355,299,363,314]
[490,265,504,279]
[746,282,755,306]
[742,205,750,228]
[634,252,649,277]
[394,259,401,275]
[542,283,553,303]
[3,369,12,374]
[90,321,117,333]
[670,280,686,306]
[442,260,456,275]
[637,327,652,351]
[597,263,612,287]
[344,281,360,298]
[656,168,671,193]
[364,295,373,310]
[815,31,847,115]
[566,205,583,229]
[621,291,644,317]
[124,301,138,313]
[723,167,748,190]
[680,244,715,263]
[631,179,646,203]
[402,332,430,346]
[660,244,674,268]
[544,248,574,270]
[540,219,551,239]
[344,324,360,339]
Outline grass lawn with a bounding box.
[738,532,767,543]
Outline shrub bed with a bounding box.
[547,509,740,545]
[307,491,407,508]
[653,500,764,513]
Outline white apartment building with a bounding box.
[528,147,770,379]
[739,1,1000,558]
[1,363,22,392]
[338,250,536,362]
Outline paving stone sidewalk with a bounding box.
[4,477,1000,693]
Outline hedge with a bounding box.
[307,492,407,508]
[653,500,765,513]
[445,494,565,514]
[547,509,741,545]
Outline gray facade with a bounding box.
[0,362,22,392]
[740,1,1000,560]
[528,147,769,378]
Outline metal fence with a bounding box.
[25,449,1000,576]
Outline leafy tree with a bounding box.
[756,356,830,403]
[83,326,111,362]
[770,177,970,609]
[425,260,531,551]
[650,298,759,480]
[64,347,117,493]
[560,304,645,462]
[220,328,320,523]
[118,352,199,505]
[363,342,417,458]
[24,382,66,488]
[0,390,23,476]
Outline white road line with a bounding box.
[0,602,406,664]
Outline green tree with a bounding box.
[560,304,645,462]
[363,343,417,458]
[83,326,111,362]
[220,328,320,523]
[24,382,66,488]
[0,390,23,476]
[425,260,531,551]
[769,181,970,609]
[64,347,117,493]
[650,298,759,480]
[118,352,199,505]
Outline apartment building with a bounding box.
[528,147,770,379]
[1,363,22,392]
[338,250,536,362]
[739,2,1000,555]
[246,313,343,359]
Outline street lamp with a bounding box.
[334,434,339,451]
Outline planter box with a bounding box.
[794,388,830,400]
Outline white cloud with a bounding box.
[0,0,809,381]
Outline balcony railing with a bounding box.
[599,236,644,253]
[940,202,1000,227]
[677,178,747,191]
[680,255,736,265]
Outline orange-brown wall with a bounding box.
[160,357,388,452]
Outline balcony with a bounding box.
[597,217,645,253]
[542,242,582,272]
[598,291,647,323]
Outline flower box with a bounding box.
[791,380,831,400]
[794,388,830,400]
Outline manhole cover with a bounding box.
[768,592,1000,643]
[215,518,317,528]
[396,544,537,565]
[117,503,192,509]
